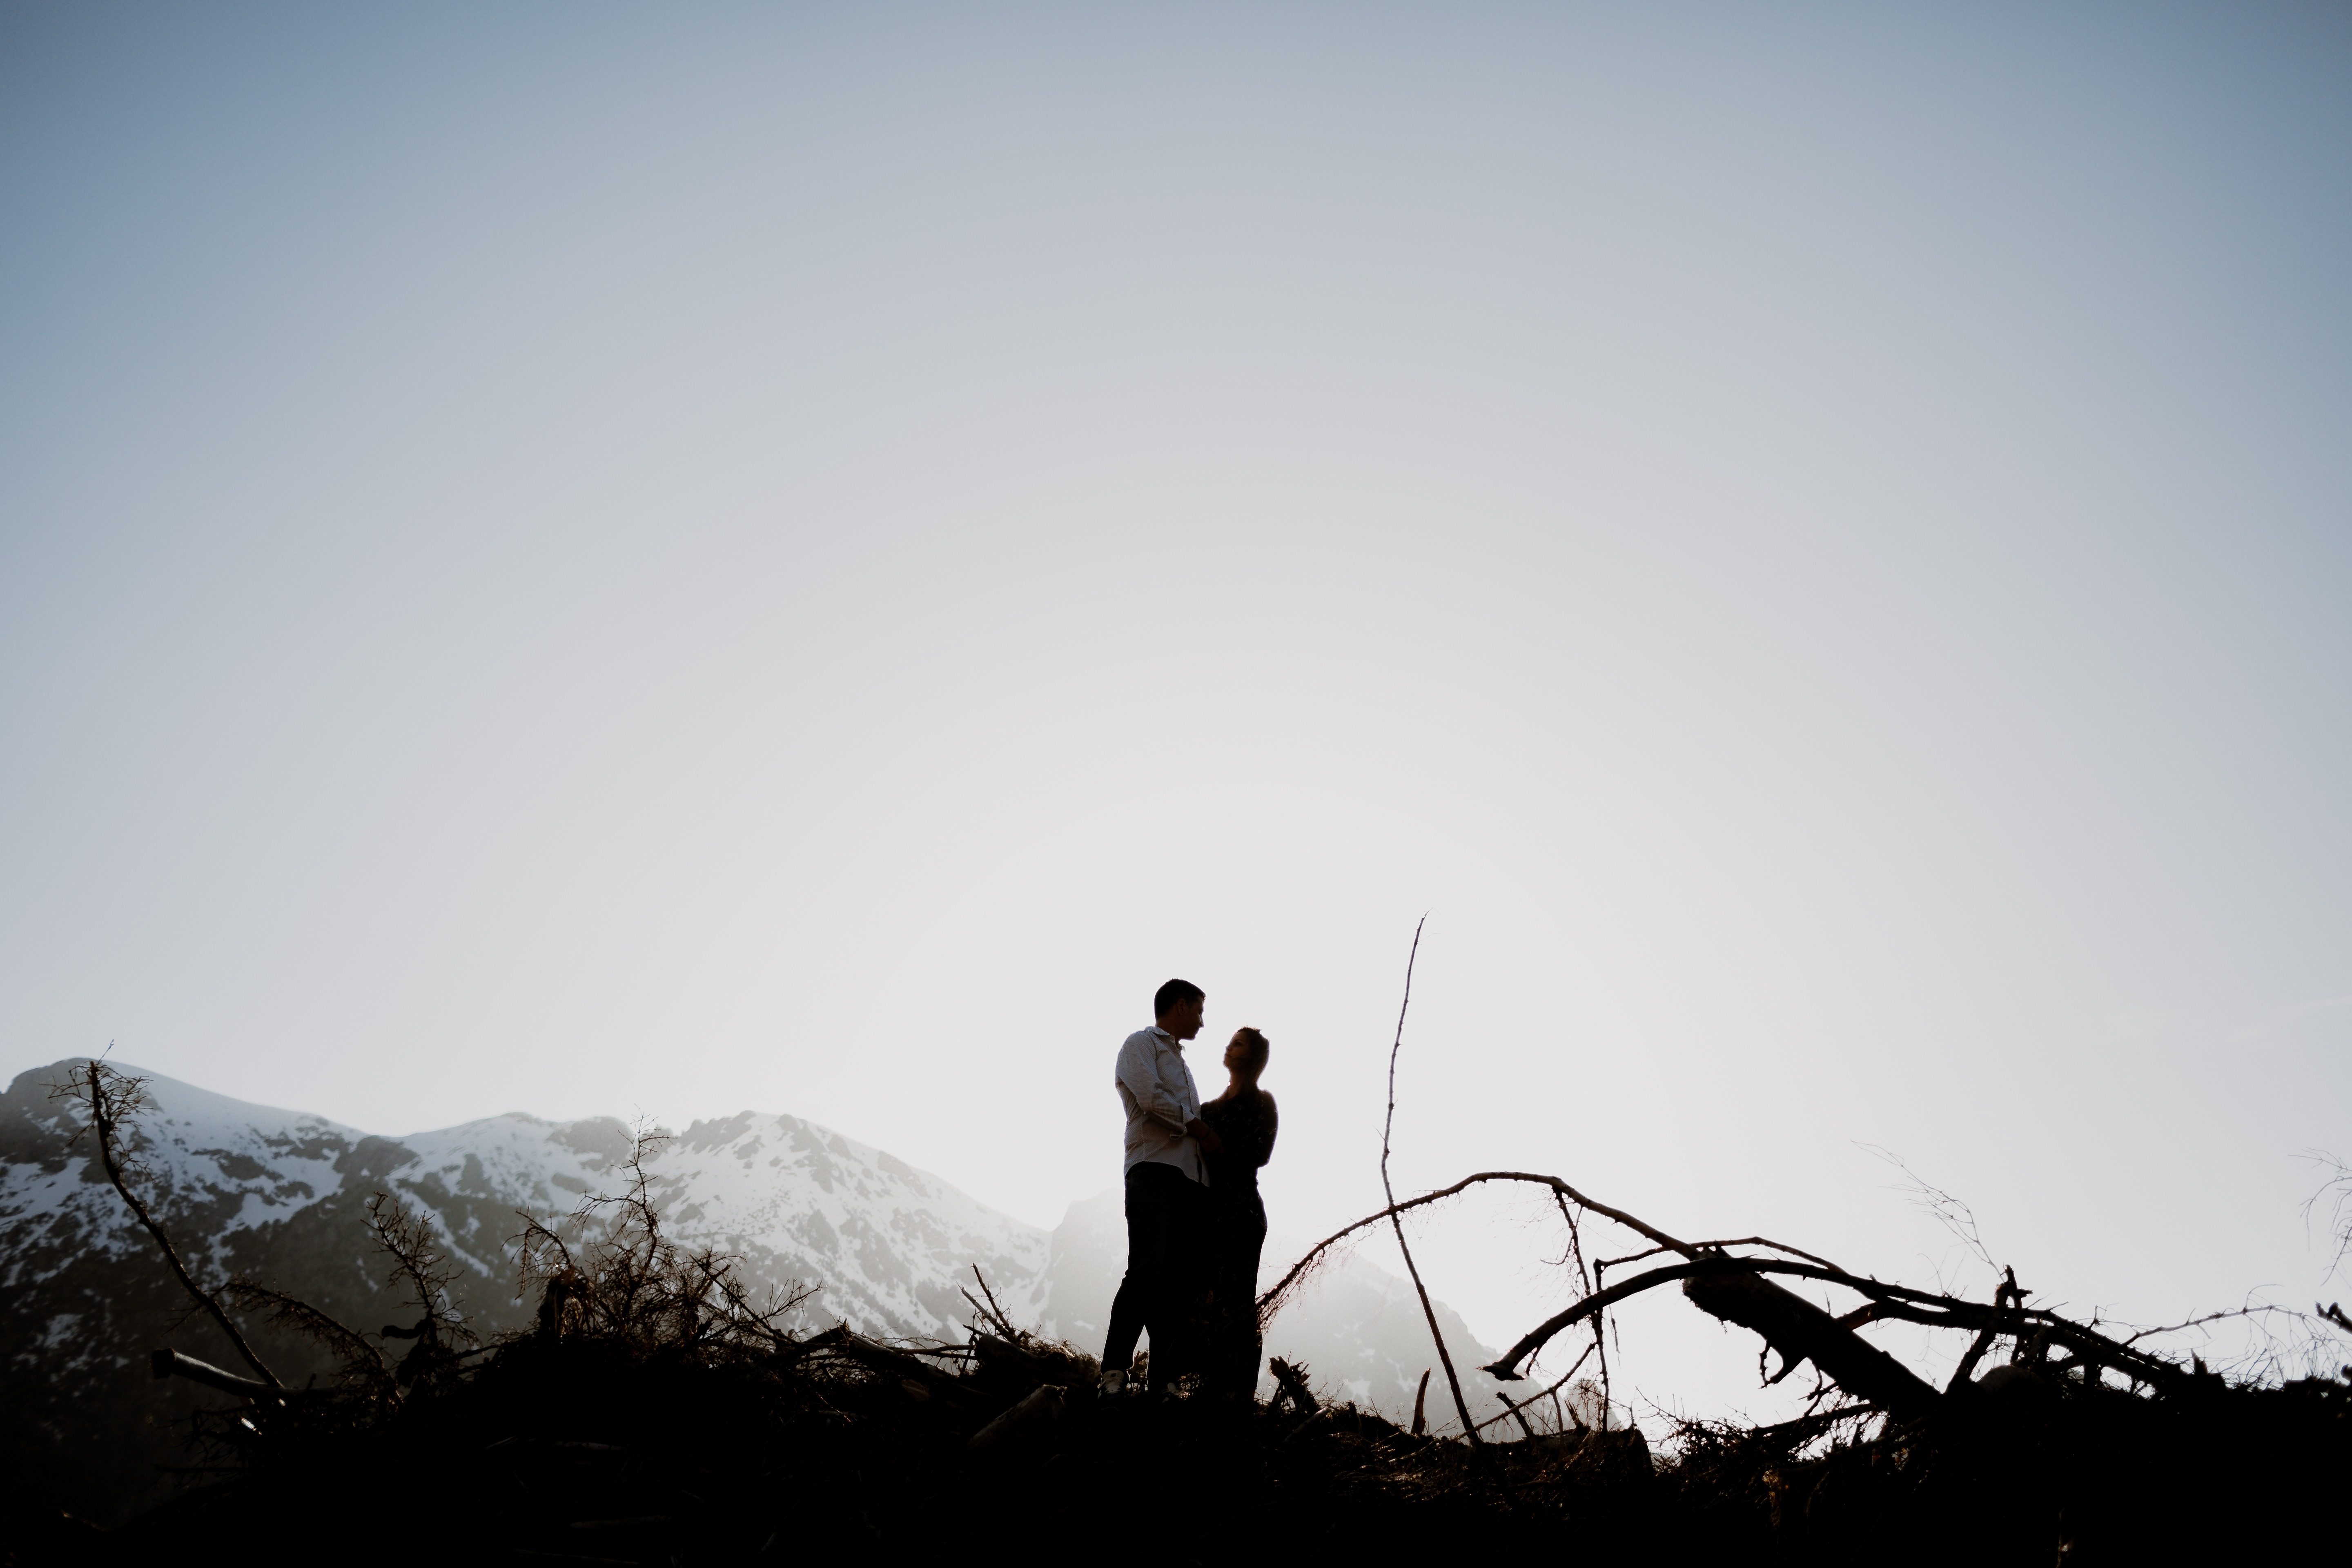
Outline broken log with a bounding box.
[818,1329,981,1404]
[970,1333,1051,1384]
[1268,1356,1319,1417]
[151,1348,285,1402]
[1681,1265,1943,1423]
[967,1384,1065,1452]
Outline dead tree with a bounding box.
[48,1060,284,1390]
[363,1189,481,1383]
[221,1278,394,1400]
[511,1122,816,1361]
[1258,1159,2250,1425]
[1479,1249,2200,1399]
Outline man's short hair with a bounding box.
[1154,978,1205,1018]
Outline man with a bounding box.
[1098,978,1223,1398]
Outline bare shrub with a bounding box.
[511,1122,816,1361]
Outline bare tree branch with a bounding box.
[1857,1143,1996,1274]
[48,1060,283,1389]
[2301,1149,2352,1285]
[1479,1254,2197,1395]
[507,1122,816,1361]
[1944,1265,2020,1393]
[365,1190,477,1349]
[1258,1169,1699,1325]
[1472,1341,1596,1434]
[1379,917,1483,1450]
[1552,1190,1611,1424]
[220,1280,391,1397]
[964,1266,1019,1342]
[1596,1235,1850,1286]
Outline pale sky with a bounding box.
[4,2,2348,1421]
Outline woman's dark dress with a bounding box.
[1199,1088,1278,1395]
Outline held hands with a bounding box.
[1187,1118,1225,1156]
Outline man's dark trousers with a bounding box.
[1102,1161,1207,1389]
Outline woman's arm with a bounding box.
[1256,1094,1278,1167]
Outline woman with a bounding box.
[1198,1026,1278,1398]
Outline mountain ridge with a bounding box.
[2,1058,1496,1522]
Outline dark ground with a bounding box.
[7,1326,2345,1567]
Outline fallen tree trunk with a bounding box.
[816,1330,983,1404]
[1282,1165,2212,1420]
[152,1348,285,1402]
[967,1384,1065,1452]
[1481,1256,2195,1398]
[1680,1263,1943,1423]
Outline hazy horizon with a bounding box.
[5,2,2348,1420]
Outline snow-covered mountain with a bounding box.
[2,1062,1049,1346]
[1,1060,1497,1518]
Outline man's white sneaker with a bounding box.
[1096,1369,1128,1399]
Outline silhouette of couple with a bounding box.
[1098,978,1279,1399]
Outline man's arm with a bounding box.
[1114,1034,1192,1139]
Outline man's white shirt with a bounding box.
[1114,1026,1207,1184]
